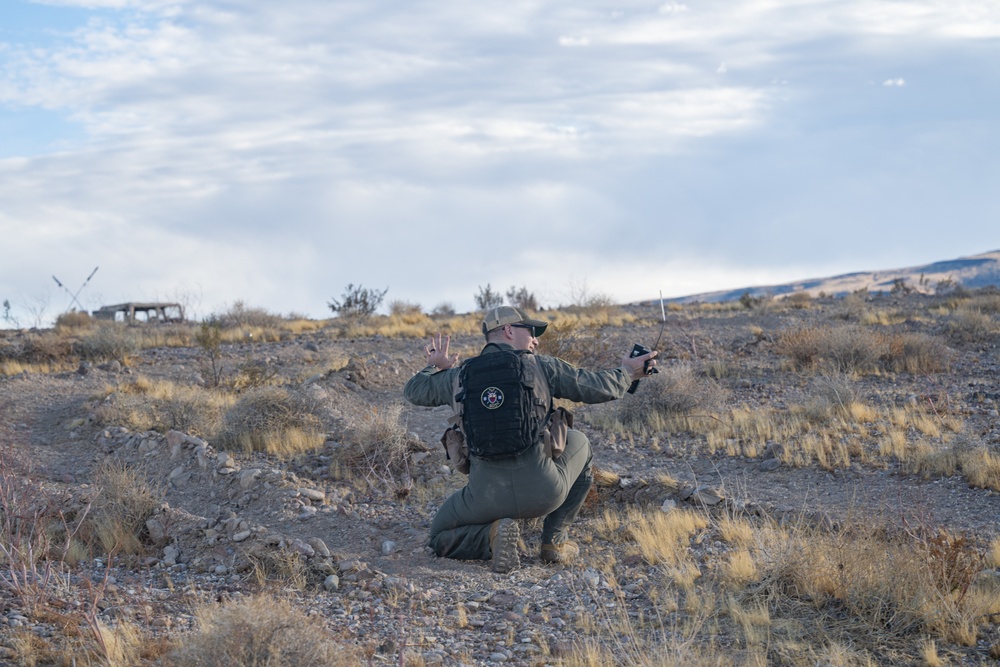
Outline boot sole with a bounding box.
[491,519,520,573]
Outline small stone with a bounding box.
[214,565,228,575]
[691,486,725,506]
[307,537,331,558]
[760,458,782,472]
[290,539,315,558]
[232,530,252,542]
[145,518,168,546]
[162,545,180,566]
[659,499,677,513]
[381,540,396,556]
[582,569,601,588]
[338,559,365,573]
[239,469,261,490]
[299,487,325,502]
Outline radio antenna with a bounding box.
[652,290,667,351]
[52,266,98,311]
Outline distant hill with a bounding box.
[652,249,1000,304]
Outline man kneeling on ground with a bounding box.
[404,306,657,572]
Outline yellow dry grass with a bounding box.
[92,378,234,437]
[166,595,360,666]
[626,507,707,581]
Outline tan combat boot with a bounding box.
[540,540,580,564]
[489,518,520,573]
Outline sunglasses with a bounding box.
[510,323,540,337]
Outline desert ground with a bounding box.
[1,289,999,666]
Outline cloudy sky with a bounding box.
[2,0,998,324]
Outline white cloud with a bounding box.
[659,2,689,14]
[1,0,998,321]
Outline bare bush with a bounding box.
[218,386,326,456]
[167,595,359,666]
[206,300,284,329]
[778,325,885,373]
[86,460,162,555]
[474,284,504,312]
[0,445,81,613]
[388,300,422,316]
[333,403,422,494]
[949,307,997,341]
[965,292,1000,314]
[92,379,231,437]
[749,517,987,646]
[536,316,616,368]
[0,333,75,365]
[328,284,388,320]
[803,374,861,421]
[506,285,539,311]
[616,364,726,432]
[783,291,813,309]
[55,310,94,331]
[431,302,456,317]
[884,332,952,374]
[75,324,141,363]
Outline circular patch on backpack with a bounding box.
[481,386,504,409]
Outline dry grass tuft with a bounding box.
[610,365,726,433]
[54,310,94,331]
[778,325,886,373]
[217,386,326,456]
[166,595,359,666]
[746,518,987,646]
[86,459,163,555]
[803,374,863,421]
[778,325,951,374]
[626,507,707,587]
[957,446,1000,491]
[884,333,952,374]
[0,332,76,366]
[948,306,997,341]
[92,378,233,437]
[75,324,141,363]
[332,403,424,496]
[536,313,620,368]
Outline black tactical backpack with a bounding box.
[451,346,552,460]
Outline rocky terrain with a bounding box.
[1,289,1000,666]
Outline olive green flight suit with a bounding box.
[404,343,633,561]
